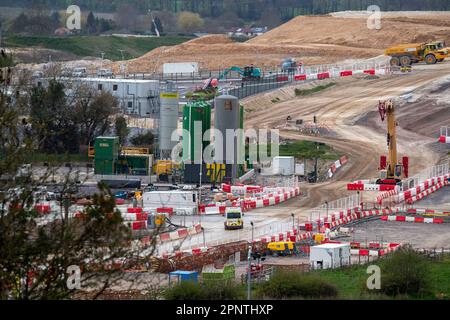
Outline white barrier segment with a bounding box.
[424,218,434,224]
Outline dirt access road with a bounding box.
[243,62,450,219]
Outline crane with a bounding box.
[377,100,409,185]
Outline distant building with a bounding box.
[36,77,161,118]
[227,26,268,38]
[54,27,72,36]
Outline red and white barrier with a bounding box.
[350,242,401,256]
[347,183,396,191]
[158,223,202,243]
[406,208,450,215]
[328,156,348,179]
[406,181,448,204]
[381,215,444,224]
[395,174,449,203]
[294,65,389,84]
[439,136,450,144]
[34,204,51,214]
[203,185,301,215]
[376,187,400,205]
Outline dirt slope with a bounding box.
[249,15,450,49]
[110,12,450,73]
[243,62,450,214]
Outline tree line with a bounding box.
[3,0,450,21]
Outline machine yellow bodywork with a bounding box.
[267,241,295,251]
[154,160,178,176]
[385,42,448,66]
[378,100,406,183]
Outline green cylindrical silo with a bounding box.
[182,101,211,163]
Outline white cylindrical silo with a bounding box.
[159,82,179,159]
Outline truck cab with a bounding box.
[224,207,244,230]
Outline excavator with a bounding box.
[185,77,219,101]
[377,100,409,185]
[218,65,261,81]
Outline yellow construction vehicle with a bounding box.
[266,241,297,256]
[154,160,176,176]
[432,40,450,60]
[386,42,448,66]
[377,100,409,185]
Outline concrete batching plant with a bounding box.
[159,82,180,159]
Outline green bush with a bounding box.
[164,281,205,300]
[164,281,244,300]
[295,82,336,96]
[380,246,432,297]
[255,271,338,299]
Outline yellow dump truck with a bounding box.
[385,42,449,66]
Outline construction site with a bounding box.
[2,9,450,301]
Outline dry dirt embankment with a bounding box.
[111,13,450,73]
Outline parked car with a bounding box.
[72,67,87,77]
[97,68,113,78]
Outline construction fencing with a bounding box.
[400,162,450,192]
[308,194,360,223]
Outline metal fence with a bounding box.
[228,75,291,99]
[308,193,360,223]
[400,162,450,191]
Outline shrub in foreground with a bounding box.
[255,271,338,299]
[164,281,244,300]
[380,246,432,297]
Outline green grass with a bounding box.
[295,82,336,96]
[248,140,342,161]
[279,140,342,160]
[310,256,450,300]
[4,35,193,60]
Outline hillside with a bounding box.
[5,35,192,62]
[111,12,450,73]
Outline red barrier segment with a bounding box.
[340,70,353,77]
[317,72,330,80]
[294,74,307,81]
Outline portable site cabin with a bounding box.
[142,190,199,215]
[310,243,351,269]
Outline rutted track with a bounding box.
[244,62,450,217]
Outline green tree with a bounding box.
[86,11,97,34]
[0,50,14,68]
[50,11,60,27]
[30,80,79,154]
[151,16,164,35]
[114,115,129,145]
[176,11,205,33]
[0,69,157,300]
[130,130,154,147]
[72,86,118,148]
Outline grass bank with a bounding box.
[295,82,336,96]
[4,35,192,60]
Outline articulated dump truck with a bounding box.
[385,41,449,66]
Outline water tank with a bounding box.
[182,101,211,163]
[214,95,243,176]
[159,82,179,159]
